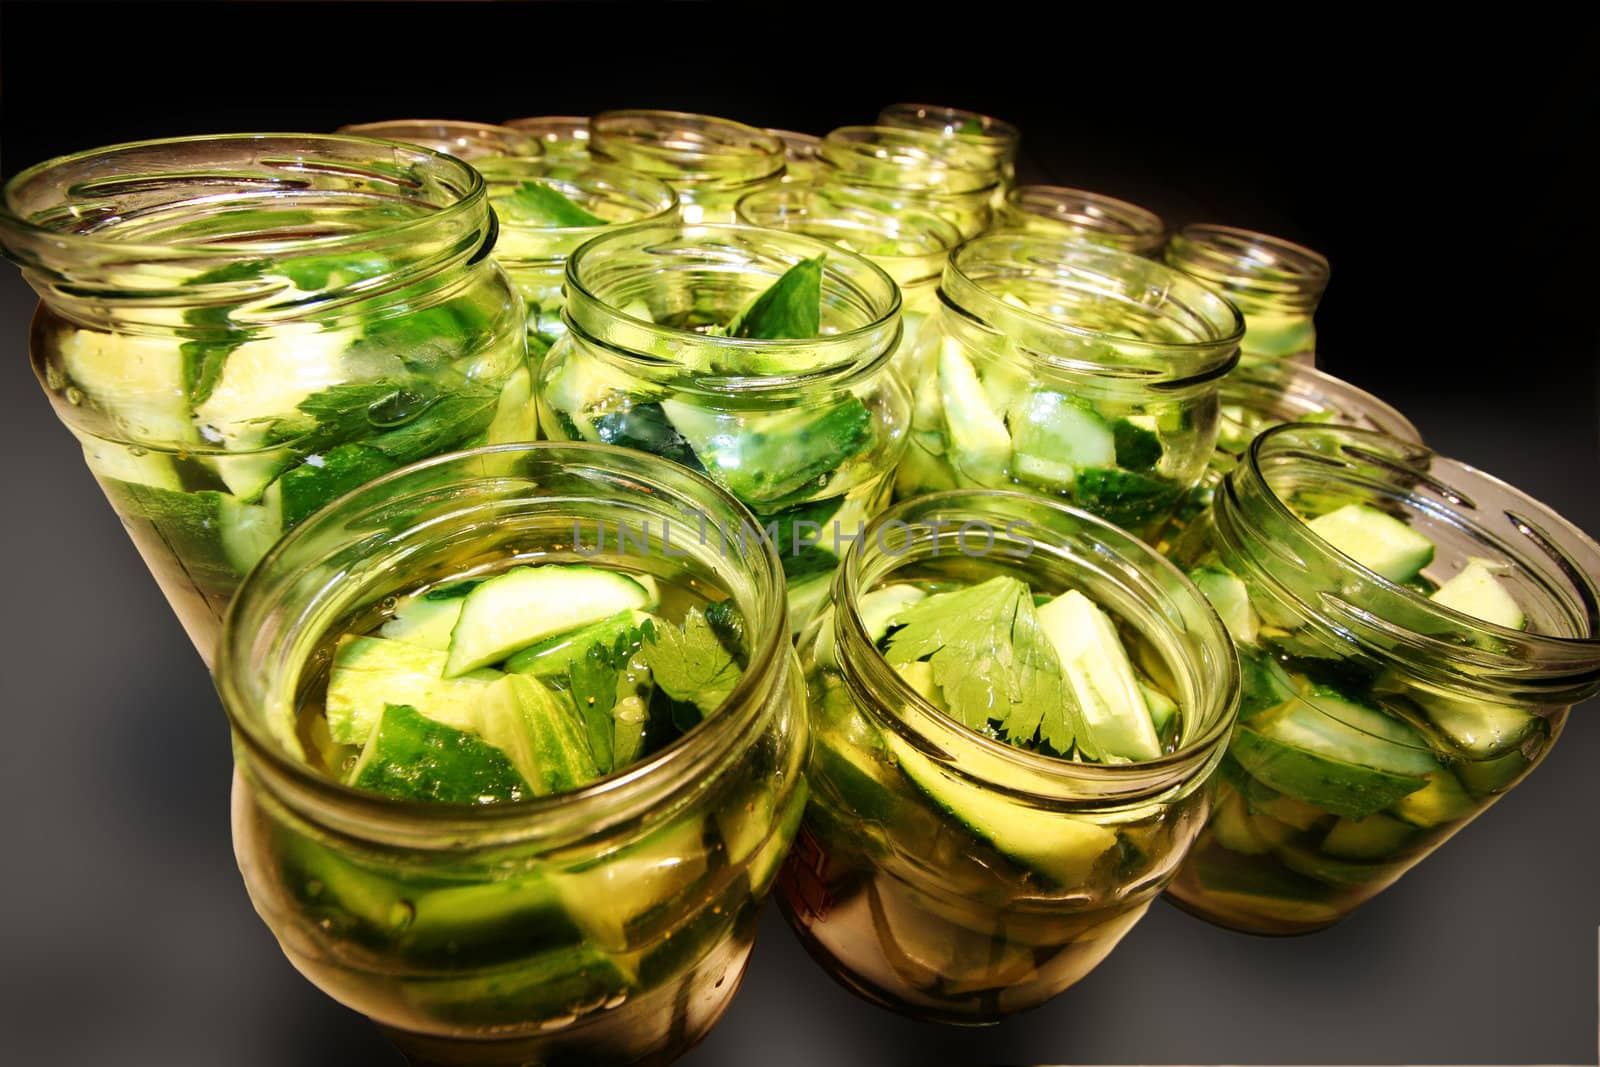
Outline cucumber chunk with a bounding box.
[1320,813,1416,860]
[444,565,654,677]
[937,339,1011,483]
[1390,769,1474,828]
[59,329,194,444]
[1306,504,1435,583]
[504,609,651,678]
[325,635,502,746]
[347,703,528,804]
[1232,714,1430,821]
[1413,690,1539,759]
[1036,590,1161,762]
[379,588,471,651]
[1008,391,1115,486]
[1140,680,1179,737]
[861,584,928,641]
[882,726,1118,886]
[661,397,873,506]
[1430,558,1526,629]
[1189,566,1259,644]
[472,674,599,796]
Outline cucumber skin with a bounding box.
[443,565,652,677]
[1230,728,1428,820]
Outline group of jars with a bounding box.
[3,105,1597,1066]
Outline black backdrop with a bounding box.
[1,5,1596,1065]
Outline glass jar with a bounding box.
[337,119,544,160]
[1156,361,1422,551]
[782,490,1238,1023]
[589,110,785,224]
[474,156,677,356]
[0,134,532,666]
[734,182,961,365]
[765,128,823,184]
[995,185,1166,256]
[817,126,1001,239]
[894,232,1243,540]
[503,115,592,158]
[1164,224,1330,365]
[536,222,908,631]
[876,102,1020,201]
[1166,425,1600,934]
[219,442,808,1065]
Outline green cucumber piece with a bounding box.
[1413,691,1540,759]
[324,635,502,746]
[59,328,194,444]
[504,609,651,678]
[1390,770,1475,828]
[882,726,1118,886]
[1111,417,1162,471]
[1430,558,1526,629]
[1140,679,1179,738]
[1232,716,1430,821]
[862,584,928,641]
[82,439,182,490]
[661,397,872,505]
[347,703,529,803]
[1274,842,1400,889]
[1209,792,1293,855]
[472,674,600,796]
[379,588,472,651]
[1456,748,1533,796]
[1189,850,1340,923]
[444,565,654,677]
[1237,645,1299,721]
[1319,813,1416,860]
[1189,566,1259,644]
[1071,467,1183,529]
[1037,590,1161,762]
[403,946,630,1028]
[218,487,283,576]
[551,817,712,952]
[937,339,1011,483]
[1008,390,1116,487]
[1306,504,1435,583]
[194,325,378,451]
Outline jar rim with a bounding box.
[589,110,785,190]
[217,442,792,838]
[945,232,1245,382]
[0,132,488,264]
[336,118,544,160]
[1003,184,1166,254]
[734,182,962,283]
[563,221,903,394]
[1232,425,1600,691]
[831,490,1240,804]
[501,115,593,142]
[1166,224,1330,306]
[876,102,1021,156]
[1220,363,1422,448]
[819,125,1002,195]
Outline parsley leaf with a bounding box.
[565,621,652,774]
[727,255,824,340]
[499,180,607,227]
[884,576,1074,752]
[641,607,744,717]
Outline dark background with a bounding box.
[1,4,1596,1064]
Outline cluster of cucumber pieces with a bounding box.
[325,563,745,803]
[1191,503,1539,887]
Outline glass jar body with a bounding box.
[4,135,534,666]
[876,104,1020,207]
[1164,225,1329,366]
[220,445,809,1063]
[503,115,592,158]
[590,110,785,224]
[1165,428,1600,933]
[995,185,1166,256]
[780,492,1237,1022]
[818,126,1001,239]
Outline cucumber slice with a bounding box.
[472,674,599,796]
[404,946,630,1029]
[379,588,473,651]
[1232,706,1432,821]
[1189,850,1340,924]
[1320,813,1416,860]
[1008,390,1116,486]
[324,635,502,746]
[1237,645,1299,721]
[1037,590,1161,762]
[1188,566,1259,644]
[205,451,293,502]
[1413,690,1539,759]
[1430,558,1526,629]
[59,328,193,444]
[218,487,283,576]
[1140,679,1179,737]
[1305,504,1435,583]
[895,660,945,707]
[862,584,928,641]
[347,702,529,803]
[1390,770,1474,828]
[82,439,182,490]
[504,609,651,677]
[937,339,1010,483]
[661,397,873,505]
[550,817,711,952]
[1456,747,1532,796]
[882,726,1118,886]
[1274,843,1399,889]
[1209,792,1293,855]
[443,565,654,677]
[193,324,378,451]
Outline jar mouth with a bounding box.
[1002,185,1166,255]
[832,490,1239,806]
[563,222,902,393]
[336,119,543,161]
[475,157,677,262]
[589,110,784,190]
[944,232,1244,384]
[0,133,489,272]
[876,103,1021,160]
[501,115,592,149]
[1219,363,1422,452]
[1166,224,1330,307]
[819,126,1001,196]
[217,442,790,840]
[1233,425,1600,697]
[764,128,822,165]
[734,183,961,288]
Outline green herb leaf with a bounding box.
[499,181,608,228]
[728,255,824,340]
[565,622,654,774]
[884,576,1072,750]
[641,607,743,717]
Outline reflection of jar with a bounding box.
[783,490,1238,1023]
[818,126,1001,239]
[1157,361,1422,551]
[1167,426,1600,934]
[734,182,961,365]
[765,128,823,184]
[536,223,908,631]
[502,115,592,158]
[1164,224,1329,365]
[876,102,1020,200]
[476,157,677,355]
[895,232,1242,540]
[0,134,531,666]
[337,118,543,160]
[589,110,785,224]
[220,442,808,1065]
[996,185,1165,255]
